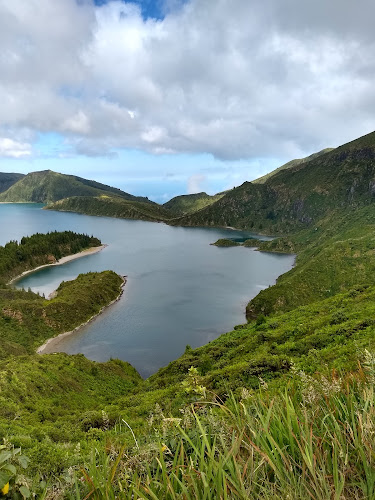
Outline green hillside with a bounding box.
[252,148,334,184]
[174,131,375,234]
[170,131,375,320]
[0,170,152,204]
[45,194,172,222]
[163,191,225,215]
[0,172,24,194]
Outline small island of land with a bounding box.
[211,238,241,247]
[211,237,259,247]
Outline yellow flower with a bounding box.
[1,482,9,495]
[161,444,168,453]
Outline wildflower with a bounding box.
[1,482,9,495]
[182,366,207,398]
[161,444,168,453]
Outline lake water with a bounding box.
[1,203,294,377]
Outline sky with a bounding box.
[1,0,375,203]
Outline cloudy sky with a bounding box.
[1,0,375,202]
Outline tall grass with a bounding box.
[76,357,375,499]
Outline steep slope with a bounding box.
[253,148,334,184]
[45,194,172,222]
[0,172,25,193]
[163,191,225,215]
[174,131,375,234]
[245,204,375,317]
[0,170,152,204]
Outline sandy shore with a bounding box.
[36,276,127,354]
[8,244,107,285]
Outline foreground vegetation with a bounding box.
[76,355,375,499]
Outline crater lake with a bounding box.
[1,203,295,377]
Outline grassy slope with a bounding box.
[246,204,375,318]
[0,170,151,204]
[45,194,172,222]
[252,147,334,184]
[147,284,375,394]
[0,355,140,454]
[163,192,225,215]
[70,280,375,498]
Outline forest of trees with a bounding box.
[0,231,101,283]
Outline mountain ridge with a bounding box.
[252,148,334,184]
[163,191,225,215]
[173,130,375,234]
[0,169,153,204]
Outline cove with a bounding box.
[1,203,295,377]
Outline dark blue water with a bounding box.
[1,204,294,377]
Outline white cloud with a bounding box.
[187,174,206,194]
[0,138,31,158]
[0,0,375,162]
[62,111,91,134]
[141,126,167,144]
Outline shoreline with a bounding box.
[36,275,127,354]
[8,244,107,285]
